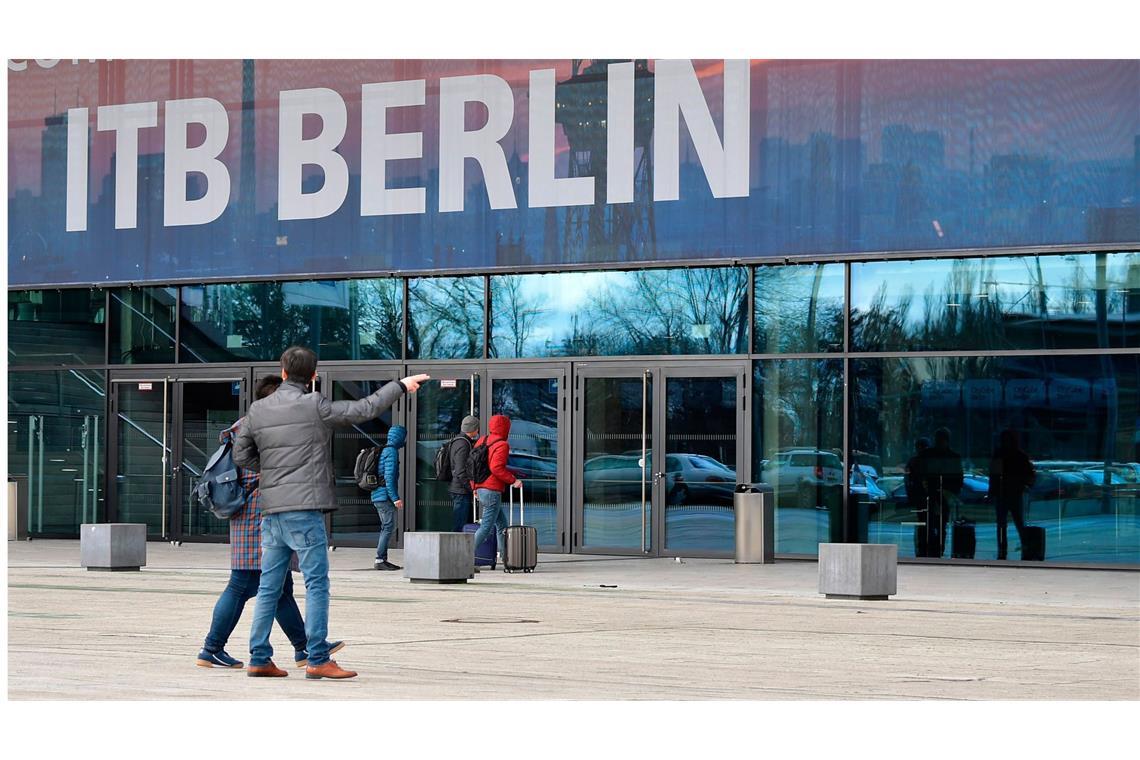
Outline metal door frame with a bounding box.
[108,368,247,542]
[485,362,571,553]
[572,360,749,558]
[320,365,405,549]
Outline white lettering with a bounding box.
[97,101,158,229]
[7,59,28,71]
[607,61,635,204]
[528,68,592,208]
[164,98,232,227]
[438,74,517,213]
[654,59,750,201]
[360,79,426,216]
[66,108,89,232]
[277,88,349,221]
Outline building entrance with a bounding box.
[573,361,748,557]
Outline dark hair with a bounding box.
[933,427,952,446]
[254,375,282,400]
[280,346,317,383]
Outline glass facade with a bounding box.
[490,268,749,358]
[8,370,106,534]
[407,277,484,359]
[851,355,1140,564]
[852,253,1140,352]
[180,279,402,363]
[8,289,105,366]
[109,287,177,364]
[754,263,845,353]
[7,252,1139,564]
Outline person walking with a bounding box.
[989,429,1035,560]
[197,375,346,669]
[470,414,521,567]
[234,345,428,679]
[371,424,406,571]
[449,415,479,532]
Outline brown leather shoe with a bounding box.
[305,660,358,680]
[247,661,288,678]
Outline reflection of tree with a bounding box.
[491,275,546,358]
[353,280,402,359]
[576,268,749,355]
[755,265,843,352]
[407,278,483,359]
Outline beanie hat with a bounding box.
[460,415,479,434]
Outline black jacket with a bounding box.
[447,435,474,495]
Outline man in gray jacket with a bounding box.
[234,345,429,680]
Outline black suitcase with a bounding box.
[951,520,976,559]
[503,483,537,573]
[1022,525,1046,561]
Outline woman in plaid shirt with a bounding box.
[196,376,342,669]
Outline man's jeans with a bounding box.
[249,510,331,667]
[452,492,473,532]
[374,499,397,561]
[472,489,508,559]
[203,569,306,654]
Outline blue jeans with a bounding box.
[249,511,331,667]
[472,489,508,559]
[203,569,306,654]
[452,492,473,532]
[374,499,397,561]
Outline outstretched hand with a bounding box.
[400,374,431,393]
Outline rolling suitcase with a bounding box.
[1022,525,1046,561]
[503,483,537,573]
[463,494,496,569]
[951,520,976,559]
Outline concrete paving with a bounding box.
[7,540,1139,700]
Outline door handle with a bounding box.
[652,471,666,485]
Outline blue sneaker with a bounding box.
[196,648,243,668]
[294,640,345,668]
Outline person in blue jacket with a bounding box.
[371,425,407,570]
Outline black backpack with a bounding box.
[354,446,387,491]
[434,435,470,481]
[470,435,502,484]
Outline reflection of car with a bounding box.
[849,464,887,505]
[583,452,736,504]
[759,449,843,506]
[507,452,558,504]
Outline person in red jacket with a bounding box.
[470,414,521,564]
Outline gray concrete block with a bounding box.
[819,543,897,600]
[404,532,474,584]
[80,523,147,571]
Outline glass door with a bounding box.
[488,366,568,552]
[574,368,654,554]
[659,367,746,556]
[324,370,402,548]
[110,378,171,537]
[573,363,747,557]
[173,377,246,541]
[409,367,480,531]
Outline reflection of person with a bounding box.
[234,345,429,680]
[912,428,964,558]
[371,424,407,571]
[906,438,930,555]
[989,429,1035,561]
[449,416,479,532]
[471,415,522,566]
[198,376,342,669]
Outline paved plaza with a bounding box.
[7,540,1139,700]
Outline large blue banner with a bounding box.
[8,59,1139,287]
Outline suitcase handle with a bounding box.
[509,481,524,526]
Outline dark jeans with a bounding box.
[203,569,306,654]
[374,499,397,561]
[996,497,1027,560]
[452,492,473,532]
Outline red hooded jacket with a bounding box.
[471,414,518,492]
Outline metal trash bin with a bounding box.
[734,483,774,563]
